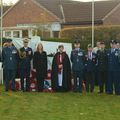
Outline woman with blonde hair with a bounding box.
[33,43,47,92]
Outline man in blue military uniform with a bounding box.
[97,42,108,94]
[2,39,18,91]
[19,38,33,92]
[71,39,85,93]
[107,40,120,95]
[84,44,97,93]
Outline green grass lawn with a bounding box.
[0,85,120,120]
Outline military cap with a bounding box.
[117,41,120,44]
[6,38,12,43]
[74,39,81,44]
[87,44,92,48]
[100,41,105,44]
[110,40,117,44]
[23,38,29,43]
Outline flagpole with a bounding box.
[92,0,94,47]
[0,0,3,47]
[0,0,3,84]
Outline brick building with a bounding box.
[1,0,120,38]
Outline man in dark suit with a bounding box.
[19,38,33,92]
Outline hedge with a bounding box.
[42,38,90,49]
[42,38,72,43]
[60,25,120,49]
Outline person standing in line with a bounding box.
[71,40,85,93]
[33,43,47,92]
[107,40,120,95]
[51,45,71,92]
[19,38,33,92]
[96,42,108,94]
[2,39,18,91]
[84,44,96,93]
[93,41,101,86]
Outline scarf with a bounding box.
[56,52,65,74]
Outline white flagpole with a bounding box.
[0,0,3,84]
[0,0,3,47]
[92,0,94,47]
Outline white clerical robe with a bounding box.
[58,54,63,86]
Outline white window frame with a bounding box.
[4,31,12,38]
[13,30,21,38]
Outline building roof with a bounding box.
[35,0,76,20]
[1,0,120,25]
[35,0,120,24]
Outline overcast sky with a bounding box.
[73,0,109,1]
[2,0,18,4]
[2,0,112,4]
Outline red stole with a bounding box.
[56,52,65,73]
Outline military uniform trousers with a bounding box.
[98,70,107,93]
[73,71,83,93]
[107,70,120,95]
[85,71,95,93]
[4,69,16,91]
[20,68,30,91]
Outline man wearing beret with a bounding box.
[71,39,85,93]
[19,38,33,92]
[107,40,120,95]
[84,44,97,93]
[2,39,18,91]
[96,42,108,94]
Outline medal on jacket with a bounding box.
[78,52,83,56]
[12,50,17,54]
[10,57,12,60]
[85,55,88,60]
[77,59,79,62]
[28,51,31,55]
[115,52,118,56]
[77,56,79,62]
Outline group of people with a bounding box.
[71,39,120,95]
[2,38,47,92]
[1,38,120,95]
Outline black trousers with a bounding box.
[98,71,107,93]
[36,71,45,92]
[85,71,95,93]
[107,71,120,95]
[4,69,16,91]
[73,71,83,93]
[20,68,30,91]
